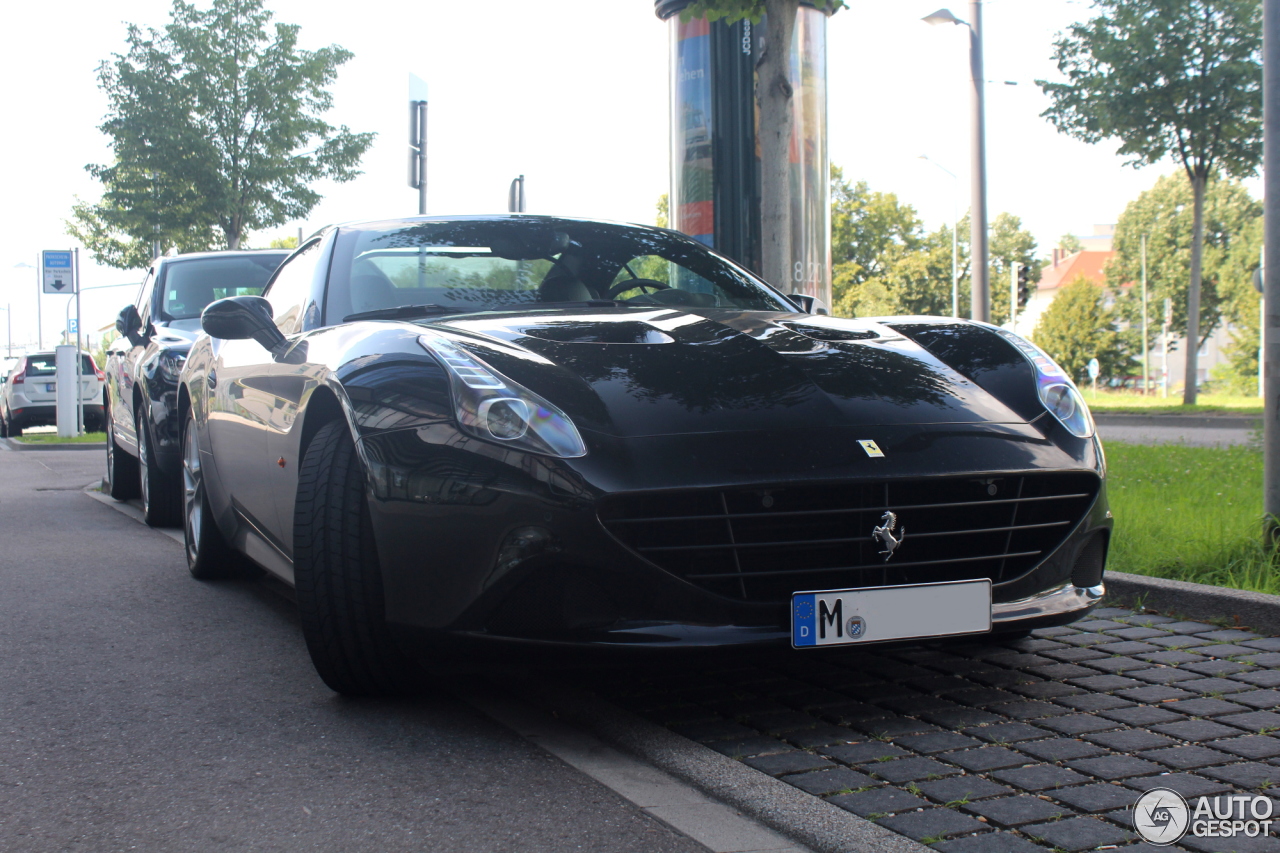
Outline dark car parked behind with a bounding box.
[105,249,288,525]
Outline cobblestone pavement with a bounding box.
[593,608,1280,853]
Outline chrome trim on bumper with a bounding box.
[992,581,1104,623]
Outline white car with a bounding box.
[0,351,105,437]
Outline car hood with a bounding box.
[433,308,1029,438]
[154,318,202,347]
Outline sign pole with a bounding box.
[1141,234,1150,396]
[35,255,42,350]
[74,248,84,435]
[1265,0,1280,538]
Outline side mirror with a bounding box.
[202,296,289,356]
[788,293,829,315]
[115,305,146,347]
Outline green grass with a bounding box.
[1087,391,1261,415]
[12,431,106,444]
[1106,441,1280,594]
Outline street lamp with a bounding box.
[918,155,960,318]
[923,4,990,323]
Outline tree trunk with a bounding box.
[1182,171,1206,405]
[759,0,798,292]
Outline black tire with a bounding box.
[105,406,141,500]
[294,419,413,696]
[138,403,181,527]
[0,411,8,439]
[182,408,253,580]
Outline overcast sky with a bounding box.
[0,0,1250,349]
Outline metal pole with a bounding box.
[1162,298,1171,398]
[35,256,42,350]
[968,0,989,323]
[1141,235,1150,396]
[1264,0,1280,536]
[417,102,428,216]
[74,248,83,436]
[5,304,9,358]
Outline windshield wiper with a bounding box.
[343,304,464,322]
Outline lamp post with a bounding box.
[923,4,989,322]
[918,155,960,317]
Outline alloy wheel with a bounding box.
[182,419,202,563]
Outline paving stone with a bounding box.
[1228,689,1280,709]
[1138,650,1211,665]
[983,652,1056,669]
[1197,629,1263,642]
[826,786,929,817]
[1107,626,1176,640]
[785,767,879,796]
[743,750,836,776]
[819,741,907,764]
[1028,662,1097,679]
[1095,641,1162,655]
[1183,659,1256,677]
[963,722,1050,744]
[1147,634,1214,649]
[1165,697,1250,717]
[1008,637,1069,653]
[817,701,893,724]
[1210,736,1280,760]
[1150,719,1242,742]
[1068,673,1145,691]
[704,736,794,758]
[1180,676,1254,694]
[1219,710,1280,733]
[877,694,957,715]
[1023,815,1133,851]
[916,775,1012,803]
[1010,681,1083,699]
[1240,652,1280,667]
[1076,619,1130,630]
[1067,754,1165,781]
[1016,737,1108,762]
[991,764,1090,791]
[1233,670,1280,688]
[951,688,1025,708]
[905,675,983,695]
[1140,745,1235,770]
[1099,705,1188,726]
[1050,780,1146,812]
[1041,646,1111,662]
[853,716,941,738]
[1081,656,1155,674]
[968,669,1041,688]
[876,807,990,841]
[1124,772,1233,798]
[784,724,858,749]
[962,795,1071,826]
[1196,643,1265,659]
[941,746,1029,772]
[867,756,962,783]
[1244,638,1280,652]
[1182,833,1280,853]
[1129,666,1208,685]
[1054,693,1135,712]
[1085,729,1177,752]
[1059,632,1114,647]
[1038,713,1122,735]
[998,700,1072,721]
[1163,621,1221,634]
[894,731,983,754]
[919,706,1004,729]
[1116,684,1198,703]
[1203,761,1280,789]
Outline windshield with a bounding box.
[325,218,791,322]
[22,354,96,376]
[159,253,288,321]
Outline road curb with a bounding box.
[529,684,931,853]
[1104,569,1280,633]
[3,437,106,451]
[1092,413,1259,429]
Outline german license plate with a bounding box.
[792,580,991,648]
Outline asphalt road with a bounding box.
[0,445,708,853]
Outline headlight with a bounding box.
[418,333,587,458]
[992,329,1094,439]
[157,350,188,383]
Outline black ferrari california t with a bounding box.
[181,215,1110,695]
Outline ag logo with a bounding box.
[1134,788,1190,845]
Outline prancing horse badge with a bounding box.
[858,440,884,458]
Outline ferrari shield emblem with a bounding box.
[858,440,884,458]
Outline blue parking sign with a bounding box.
[42,250,76,294]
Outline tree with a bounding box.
[988,212,1041,325]
[1038,0,1262,404]
[1108,173,1262,368]
[1058,233,1084,255]
[681,0,845,290]
[81,0,374,265]
[1033,277,1131,383]
[656,193,670,229]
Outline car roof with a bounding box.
[156,249,291,265]
[332,213,681,237]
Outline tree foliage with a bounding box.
[1037,0,1261,403]
[1033,277,1130,383]
[1058,233,1084,255]
[679,0,846,24]
[79,0,373,266]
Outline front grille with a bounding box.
[598,473,1099,603]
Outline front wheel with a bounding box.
[138,404,180,527]
[182,408,253,580]
[294,419,414,696]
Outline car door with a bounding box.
[112,267,157,453]
[206,240,323,573]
